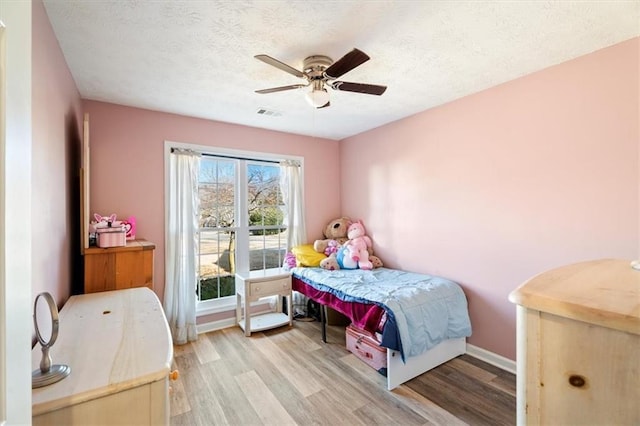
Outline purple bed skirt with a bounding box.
[292,276,386,334]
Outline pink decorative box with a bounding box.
[96,226,126,248]
[345,324,387,376]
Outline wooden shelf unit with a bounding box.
[83,240,155,294]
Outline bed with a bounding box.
[291,266,472,390]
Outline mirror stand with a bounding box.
[32,292,71,388]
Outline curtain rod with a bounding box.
[170,148,300,166]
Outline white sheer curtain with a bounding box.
[165,149,201,345]
[279,159,306,249]
[280,160,308,316]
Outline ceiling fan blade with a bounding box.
[254,54,305,78]
[330,81,387,96]
[324,48,370,79]
[255,84,307,94]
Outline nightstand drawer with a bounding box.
[249,277,291,297]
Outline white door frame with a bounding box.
[1,1,33,424]
[0,20,6,426]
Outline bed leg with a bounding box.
[320,304,327,343]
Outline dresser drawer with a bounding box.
[249,277,291,297]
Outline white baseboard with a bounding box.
[196,317,237,335]
[466,343,516,375]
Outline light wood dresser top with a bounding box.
[32,287,173,416]
[509,259,640,335]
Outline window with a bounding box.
[196,154,289,307]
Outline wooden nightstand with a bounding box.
[235,268,293,336]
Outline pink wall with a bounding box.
[35,0,638,360]
[32,0,84,307]
[83,101,341,303]
[340,38,639,360]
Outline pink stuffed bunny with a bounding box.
[342,221,373,270]
[94,213,119,228]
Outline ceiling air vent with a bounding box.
[256,108,282,117]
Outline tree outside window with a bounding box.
[197,158,287,302]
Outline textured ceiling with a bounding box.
[43,1,640,141]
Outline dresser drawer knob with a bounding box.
[568,374,586,388]
[169,370,180,381]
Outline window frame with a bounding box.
[164,141,304,317]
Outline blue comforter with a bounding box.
[292,267,472,360]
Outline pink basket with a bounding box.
[96,228,126,248]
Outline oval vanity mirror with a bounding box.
[34,293,55,345]
[32,292,71,388]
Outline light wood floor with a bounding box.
[170,320,516,426]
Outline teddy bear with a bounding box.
[341,220,373,270]
[313,216,351,254]
[319,253,340,271]
[370,254,384,268]
[320,250,384,271]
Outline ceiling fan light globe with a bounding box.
[305,88,330,108]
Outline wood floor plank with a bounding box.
[248,332,326,397]
[406,363,515,426]
[262,379,321,426]
[292,319,347,346]
[171,321,515,426]
[457,354,517,397]
[168,366,191,417]
[266,325,323,352]
[218,328,324,425]
[209,328,257,376]
[198,357,262,425]
[488,374,517,397]
[353,400,426,426]
[173,352,228,425]
[289,344,372,411]
[169,410,196,426]
[461,354,511,377]
[191,332,221,364]
[305,388,369,426]
[219,330,321,425]
[173,352,207,394]
[172,342,193,357]
[447,357,497,382]
[340,353,457,426]
[392,385,469,426]
[340,353,388,388]
[235,370,298,426]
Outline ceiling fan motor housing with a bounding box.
[303,55,333,80]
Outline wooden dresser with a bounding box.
[509,259,640,425]
[84,239,155,293]
[32,287,174,425]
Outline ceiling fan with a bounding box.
[254,48,387,109]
